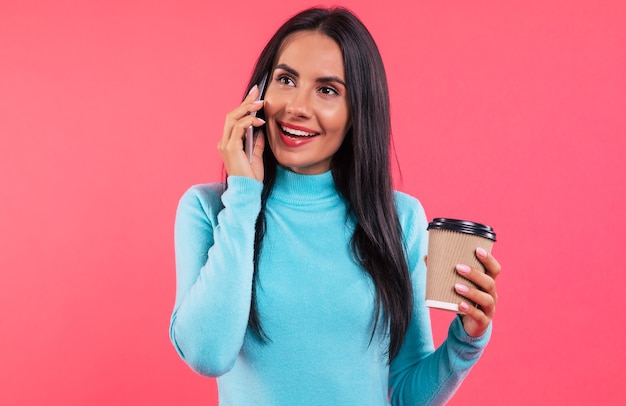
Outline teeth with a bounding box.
[281,125,316,137]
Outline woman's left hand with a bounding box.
[453,248,502,337]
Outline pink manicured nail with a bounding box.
[455,283,469,293]
[456,264,471,274]
[459,302,470,312]
[476,247,488,258]
[247,85,258,95]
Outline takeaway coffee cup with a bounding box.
[425,218,497,312]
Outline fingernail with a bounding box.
[248,85,258,95]
[476,247,488,258]
[459,302,470,312]
[455,283,469,293]
[257,118,266,124]
[252,100,264,105]
[456,264,470,274]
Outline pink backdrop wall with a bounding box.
[1,0,625,404]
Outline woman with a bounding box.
[170,7,501,405]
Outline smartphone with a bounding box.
[245,74,268,162]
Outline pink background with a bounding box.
[1,0,625,404]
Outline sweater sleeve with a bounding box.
[388,194,491,405]
[169,176,263,377]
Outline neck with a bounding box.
[269,166,341,207]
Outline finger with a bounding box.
[247,84,260,99]
[219,115,266,152]
[455,283,496,317]
[226,88,263,123]
[458,300,491,336]
[230,116,265,148]
[456,263,497,304]
[249,129,266,182]
[221,99,265,145]
[476,247,502,280]
[252,128,266,159]
[218,118,265,179]
[223,100,264,135]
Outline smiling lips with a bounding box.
[278,122,319,147]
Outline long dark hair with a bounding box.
[244,7,412,361]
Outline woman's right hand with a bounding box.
[218,85,266,181]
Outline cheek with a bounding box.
[262,99,285,125]
[262,98,276,118]
[322,106,350,133]
[262,86,286,115]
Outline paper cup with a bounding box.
[425,218,496,312]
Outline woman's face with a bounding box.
[263,30,350,175]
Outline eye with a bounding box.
[276,74,295,87]
[319,86,339,96]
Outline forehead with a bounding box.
[276,31,345,78]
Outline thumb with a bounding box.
[253,128,265,159]
[251,129,266,182]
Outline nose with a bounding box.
[285,88,312,118]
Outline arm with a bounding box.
[388,195,492,405]
[170,84,267,376]
[169,177,262,377]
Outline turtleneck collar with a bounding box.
[270,165,343,207]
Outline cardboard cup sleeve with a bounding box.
[426,218,496,312]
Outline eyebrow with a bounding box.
[275,63,347,87]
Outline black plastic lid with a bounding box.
[427,218,496,241]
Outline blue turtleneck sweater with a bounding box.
[170,167,490,405]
